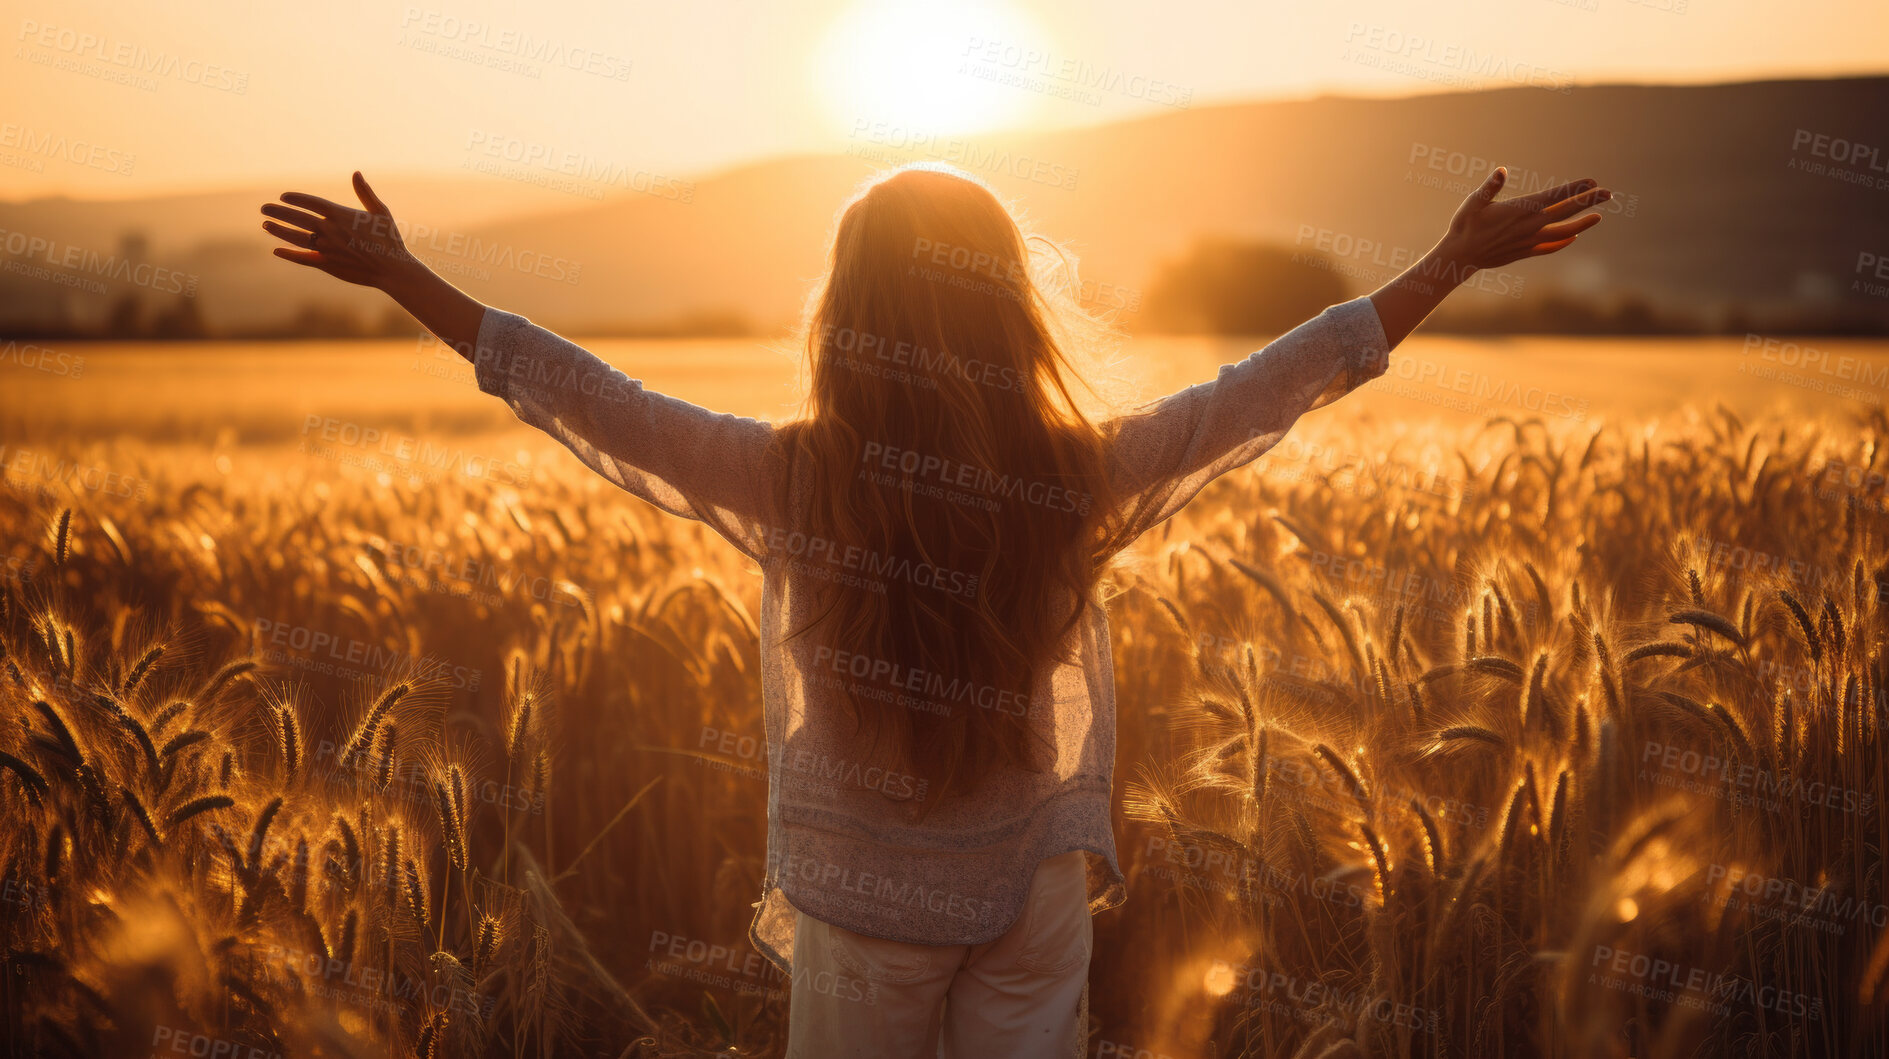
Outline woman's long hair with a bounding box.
[774,163,1125,807]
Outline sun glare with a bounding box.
[816,0,1046,139]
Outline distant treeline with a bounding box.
[1135,238,1889,337]
[5,238,1886,339]
[0,293,761,341]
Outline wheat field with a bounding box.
[1,387,1887,1057]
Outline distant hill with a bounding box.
[4,76,1886,337]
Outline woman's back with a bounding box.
[769,165,1124,815]
[467,231,1394,970]
[751,448,1123,959]
[748,290,1391,968]
[268,156,1608,1056]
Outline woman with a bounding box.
[262,161,1607,1056]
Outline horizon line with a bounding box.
[4,68,1884,207]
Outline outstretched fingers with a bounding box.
[1465,166,1507,209]
[260,201,351,258]
[261,202,329,234]
[1536,213,1604,243]
[272,246,326,267]
[261,220,318,249]
[1514,178,1596,211]
[1538,186,1612,221]
[280,191,354,220]
[352,171,392,216]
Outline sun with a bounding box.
[815,0,1047,139]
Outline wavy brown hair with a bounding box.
[774,163,1126,807]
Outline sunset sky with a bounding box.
[3,0,1885,200]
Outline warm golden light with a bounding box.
[3,3,1885,1056]
[815,0,1044,137]
[1203,961,1236,997]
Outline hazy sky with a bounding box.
[4,0,1884,199]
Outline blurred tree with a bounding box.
[286,301,366,338]
[151,295,208,339]
[1609,296,1662,334]
[106,292,144,338]
[1143,239,1347,334]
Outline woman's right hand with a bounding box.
[1435,167,1612,272]
[1368,166,1613,349]
[261,171,422,291]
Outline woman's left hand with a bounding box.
[261,171,419,290]
[1437,167,1612,271]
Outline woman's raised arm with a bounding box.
[1370,167,1611,348]
[1100,165,1611,550]
[261,173,781,562]
[262,171,486,356]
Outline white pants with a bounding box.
[785,850,1092,1058]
